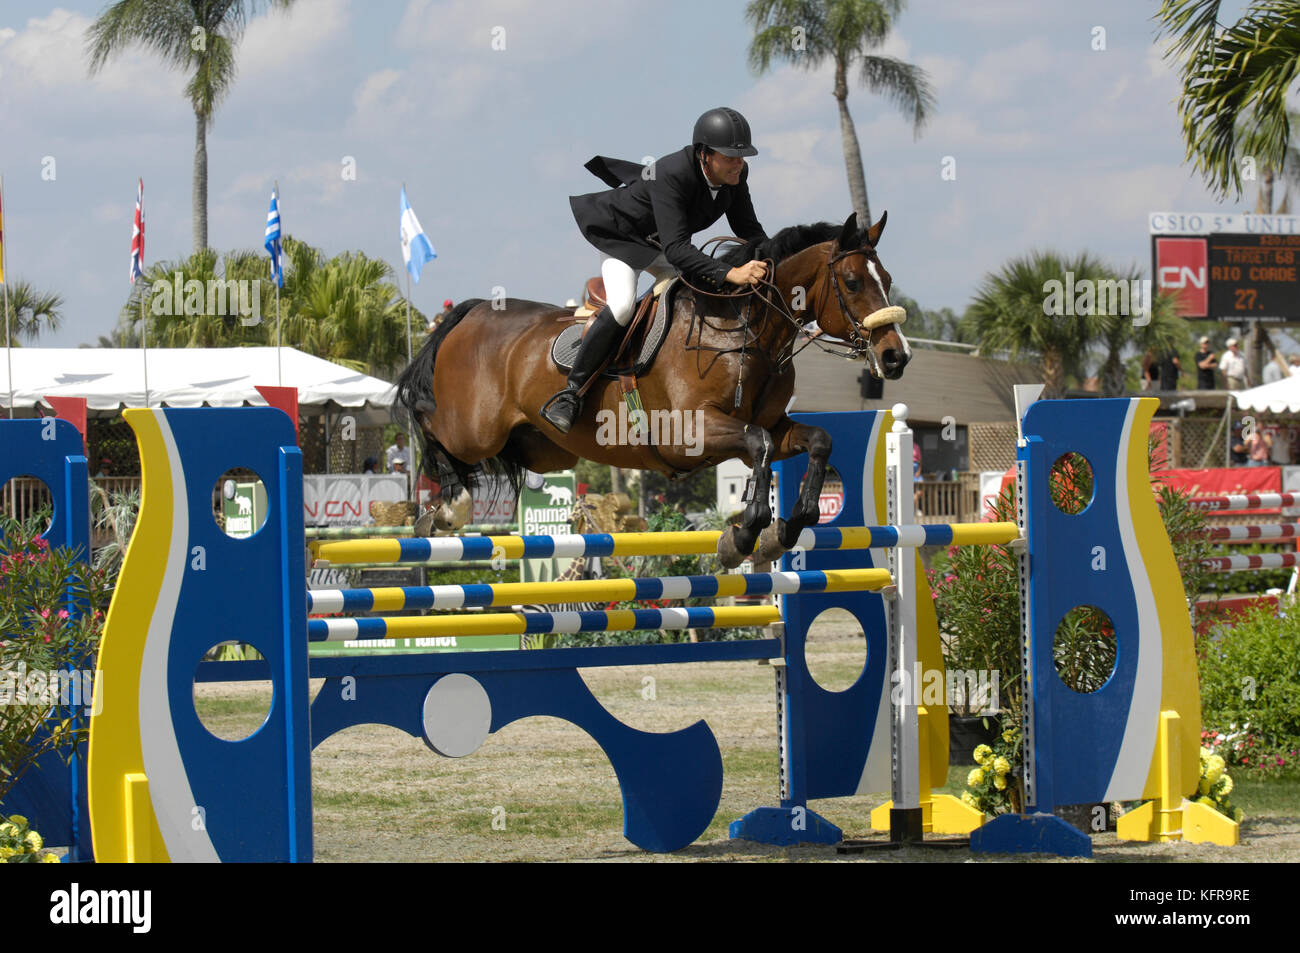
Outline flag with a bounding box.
[0,176,6,285]
[265,186,283,288]
[129,178,145,284]
[400,187,436,284]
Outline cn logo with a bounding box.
[1157,266,1206,289]
[1155,238,1208,316]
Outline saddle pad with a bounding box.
[551,283,675,378]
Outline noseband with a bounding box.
[824,244,908,379]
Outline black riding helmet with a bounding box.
[692,107,758,157]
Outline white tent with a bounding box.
[0,347,398,416]
[1233,374,1300,414]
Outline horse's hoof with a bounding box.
[413,510,438,537]
[716,528,747,570]
[752,520,788,565]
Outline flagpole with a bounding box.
[275,180,282,387]
[141,292,149,408]
[2,175,13,419]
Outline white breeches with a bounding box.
[601,254,676,326]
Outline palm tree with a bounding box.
[86,0,297,252]
[281,241,416,377]
[746,0,934,225]
[1,280,64,345]
[121,246,273,347]
[1154,0,1300,199]
[965,251,1125,399]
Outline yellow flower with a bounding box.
[993,756,1011,776]
[0,846,16,860]
[1205,756,1225,785]
[5,815,28,828]
[1197,796,1216,807]
[24,831,42,851]
[0,823,17,839]
[40,852,61,863]
[973,744,993,763]
[960,791,979,808]
[1198,777,1211,796]
[994,775,1007,791]
[1200,746,1211,763]
[967,767,986,787]
[1002,729,1017,743]
[1233,808,1244,823]
[1216,775,1233,796]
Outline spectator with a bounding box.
[1219,338,1249,390]
[1263,352,1288,384]
[913,442,923,515]
[1245,429,1274,467]
[94,457,113,478]
[1230,424,1248,465]
[1195,337,1217,389]
[1158,351,1181,391]
[1290,354,1300,376]
[386,433,410,473]
[1140,350,1157,390]
[362,456,378,474]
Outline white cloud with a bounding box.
[236,0,350,81]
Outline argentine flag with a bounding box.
[400,187,436,284]
[265,187,283,288]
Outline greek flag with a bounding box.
[265,187,283,288]
[400,187,436,284]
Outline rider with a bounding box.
[541,107,771,433]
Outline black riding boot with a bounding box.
[541,306,623,433]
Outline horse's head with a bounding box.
[814,212,910,380]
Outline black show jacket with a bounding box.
[569,145,768,289]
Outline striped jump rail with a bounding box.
[308,522,1020,566]
[1191,493,1300,512]
[1206,523,1300,542]
[308,605,784,642]
[304,524,515,539]
[1201,552,1299,573]
[307,567,893,614]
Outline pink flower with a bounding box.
[57,610,68,620]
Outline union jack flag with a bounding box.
[129,178,144,284]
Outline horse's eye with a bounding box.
[844,278,862,292]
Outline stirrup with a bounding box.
[541,388,581,432]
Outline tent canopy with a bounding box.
[0,347,398,416]
[1233,374,1300,414]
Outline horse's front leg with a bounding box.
[753,418,832,564]
[706,412,777,570]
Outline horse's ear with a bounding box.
[865,210,888,247]
[836,213,858,251]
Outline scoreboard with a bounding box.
[1150,212,1300,324]
[1207,233,1300,323]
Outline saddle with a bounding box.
[551,274,679,380]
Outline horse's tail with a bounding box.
[394,297,524,503]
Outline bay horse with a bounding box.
[396,212,910,569]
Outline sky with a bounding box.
[0,0,1262,348]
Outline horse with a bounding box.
[396,211,910,569]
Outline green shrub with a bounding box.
[1199,601,1300,775]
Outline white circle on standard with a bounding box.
[422,673,492,758]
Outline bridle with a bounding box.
[818,243,909,379]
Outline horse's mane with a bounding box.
[719,222,847,266]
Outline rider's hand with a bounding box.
[726,260,768,287]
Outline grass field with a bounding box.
[194,617,1300,863]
